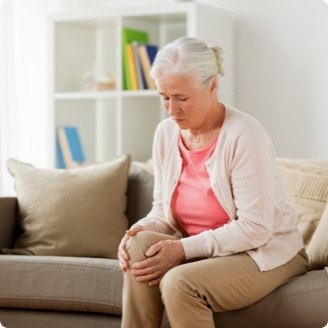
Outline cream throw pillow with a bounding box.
[307,202,328,269]
[276,158,328,247]
[3,155,131,259]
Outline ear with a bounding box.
[209,75,218,93]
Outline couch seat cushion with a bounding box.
[0,309,122,328]
[214,270,328,328]
[0,255,123,315]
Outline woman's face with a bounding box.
[155,73,217,131]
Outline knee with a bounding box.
[127,231,169,264]
[126,231,153,263]
[160,266,190,303]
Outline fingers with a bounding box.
[131,264,163,286]
[126,226,143,237]
[130,240,184,281]
[133,269,163,285]
[119,251,129,271]
[119,256,129,271]
[145,241,162,257]
[148,277,162,286]
[131,255,164,281]
[117,226,143,271]
[118,235,130,271]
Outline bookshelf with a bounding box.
[49,2,235,166]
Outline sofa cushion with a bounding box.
[3,156,131,259]
[307,202,328,269]
[0,309,170,328]
[0,309,122,328]
[214,270,328,328]
[0,255,123,315]
[276,158,328,247]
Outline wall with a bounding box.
[201,0,328,158]
[50,0,328,158]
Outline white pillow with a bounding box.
[2,155,131,259]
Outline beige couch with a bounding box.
[0,157,328,328]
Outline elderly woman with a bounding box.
[118,36,308,328]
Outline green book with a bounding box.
[122,28,149,90]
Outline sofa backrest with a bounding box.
[126,162,154,227]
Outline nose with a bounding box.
[167,99,179,115]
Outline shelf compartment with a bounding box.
[121,97,161,161]
[55,18,117,93]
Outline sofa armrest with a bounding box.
[0,197,18,249]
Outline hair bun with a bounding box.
[209,46,224,76]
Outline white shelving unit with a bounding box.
[49,2,235,166]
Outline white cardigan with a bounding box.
[136,105,303,271]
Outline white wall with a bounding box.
[1,0,327,174]
[49,0,328,158]
[202,0,328,159]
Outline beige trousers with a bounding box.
[121,231,308,328]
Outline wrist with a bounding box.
[176,240,186,261]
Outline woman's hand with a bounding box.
[118,226,144,271]
[131,239,185,286]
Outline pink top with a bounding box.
[171,134,229,236]
[136,106,304,271]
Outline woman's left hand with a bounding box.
[131,239,185,286]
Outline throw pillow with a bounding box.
[2,155,131,259]
[307,202,328,269]
[276,158,328,247]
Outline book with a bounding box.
[132,41,146,90]
[145,44,158,65]
[122,28,149,90]
[126,43,139,90]
[56,135,65,169]
[56,126,86,169]
[138,44,158,89]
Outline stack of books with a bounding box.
[56,125,86,169]
[122,28,158,91]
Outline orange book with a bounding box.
[57,127,75,169]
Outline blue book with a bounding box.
[138,44,158,89]
[57,125,85,168]
[64,126,85,163]
[145,44,158,65]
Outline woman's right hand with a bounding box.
[118,226,144,271]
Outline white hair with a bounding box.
[150,36,224,87]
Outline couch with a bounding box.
[0,157,328,328]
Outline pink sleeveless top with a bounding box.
[171,134,229,237]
